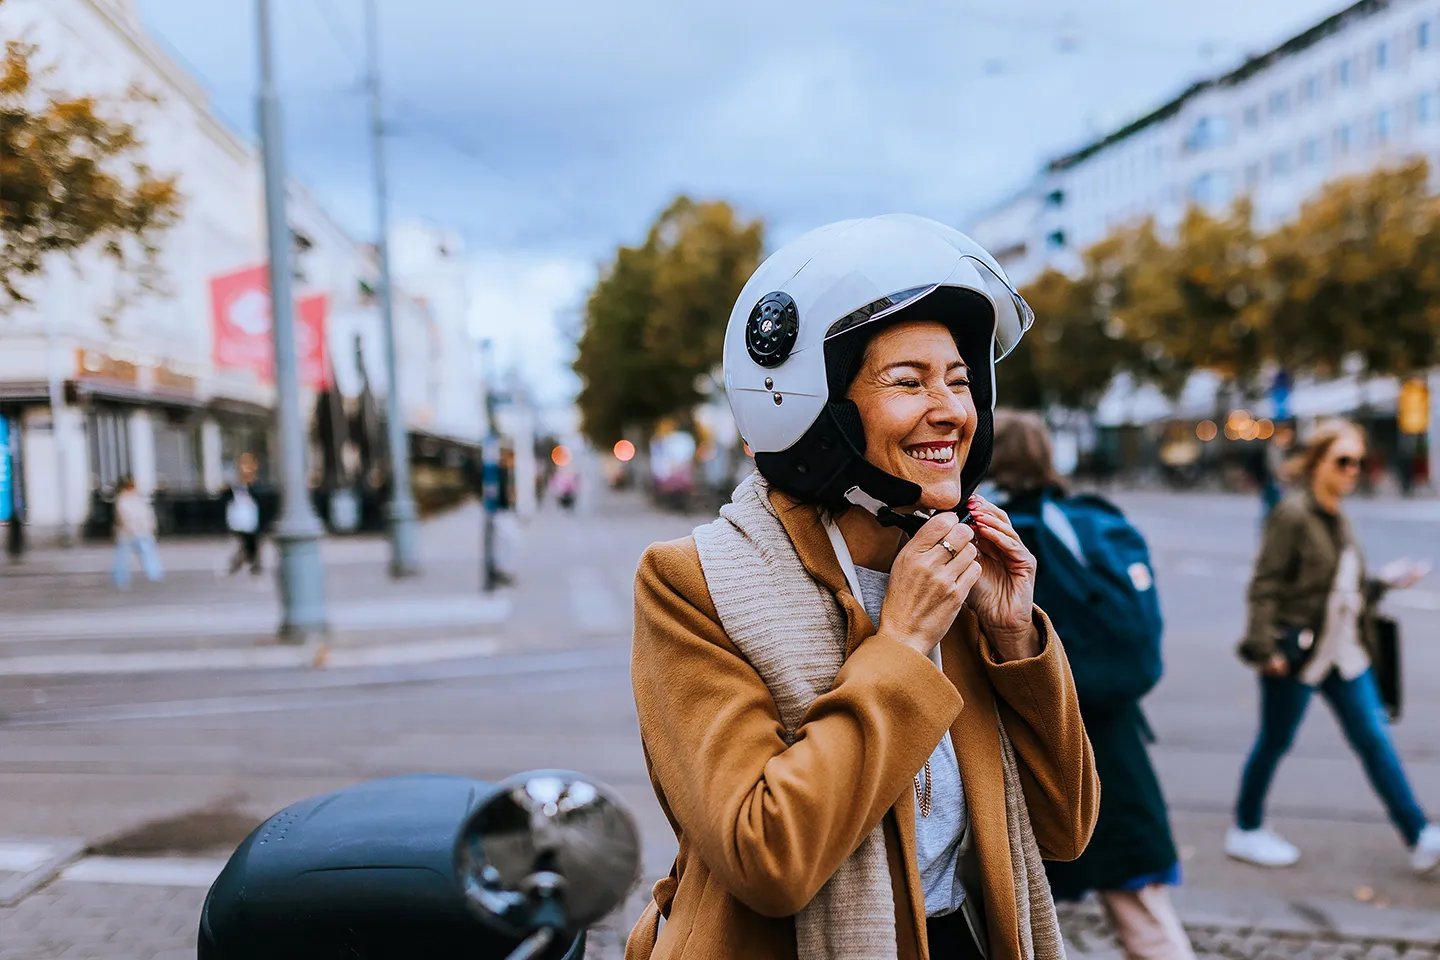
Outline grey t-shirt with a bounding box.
[854,565,969,918]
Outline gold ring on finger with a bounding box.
[941,539,958,558]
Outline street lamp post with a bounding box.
[257,0,328,643]
[365,0,420,578]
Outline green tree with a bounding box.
[573,196,763,447]
[0,23,182,309]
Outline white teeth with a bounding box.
[905,446,954,462]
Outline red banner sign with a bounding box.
[210,265,329,388]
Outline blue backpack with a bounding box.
[1006,491,1164,709]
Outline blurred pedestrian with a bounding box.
[992,411,1193,960]
[627,218,1098,960]
[112,477,163,588]
[492,447,518,585]
[550,466,578,510]
[1230,419,1438,875]
[1258,421,1297,519]
[223,452,263,576]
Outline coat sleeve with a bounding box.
[980,609,1100,862]
[1240,502,1305,662]
[631,539,962,918]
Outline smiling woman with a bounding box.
[843,323,975,510]
[626,215,1098,960]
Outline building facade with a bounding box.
[968,0,1440,484]
[972,0,1440,282]
[0,0,484,544]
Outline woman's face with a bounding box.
[1314,431,1365,501]
[845,320,977,510]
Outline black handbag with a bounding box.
[1373,615,1402,720]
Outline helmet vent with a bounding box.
[746,292,800,368]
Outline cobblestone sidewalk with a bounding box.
[0,881,627,960]
[1060,903,1440,960]
[3,881,1436,960]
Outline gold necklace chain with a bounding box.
[914,758,932,818]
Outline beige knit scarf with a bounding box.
[693,473,1064,960]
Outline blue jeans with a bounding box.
[1236,669,1427,846]
[113,536,163,587]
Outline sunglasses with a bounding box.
[1332,455,1361,470]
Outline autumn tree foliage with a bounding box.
[1010,158,1440,410]
[0,15,182,311]
[573,196,763,447]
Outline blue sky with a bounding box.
[134,0,1343,398]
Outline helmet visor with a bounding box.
[960,255,1034,360]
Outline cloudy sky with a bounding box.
[134,0,1344,399]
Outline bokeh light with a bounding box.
[551,445,571,467]
[1196,420,1218,442]
[613,440,636,462]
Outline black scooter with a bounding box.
[198,770,641,960]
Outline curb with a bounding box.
[0,837,87,906]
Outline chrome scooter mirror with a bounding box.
[455,771,641,958]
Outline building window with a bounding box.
[1270,150,1291,176]
[1046,188,1065,207]
[1046,230,1067,249]
[1243,104,1260,129]
[1376,107,1395,142]
[1244,161,1263,188]
[1335,123,1354,154]
[1302,137,1324,166]
[153,418,204,494]
[1190,172,1233,206]
[1187,115,1230,150]
[1376,39,1391,70]
[1420,21,1433,51]
[86,407,132,495]
[1300,75,1320,105]
[1420,91,1438,123]
[1269,90,1290,117]
[1338,57,1355,86]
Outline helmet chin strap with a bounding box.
[842,486,973,536]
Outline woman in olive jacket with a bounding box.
[1228,420,1437,875]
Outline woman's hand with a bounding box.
[1379,557,1431,591]
[966,495,1041,662]
[1261,654,1290,678]
[879,512,981,658]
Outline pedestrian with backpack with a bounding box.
[992,411,1193,960]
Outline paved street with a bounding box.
[1,487,1438,958]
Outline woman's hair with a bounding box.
[1297,419,1367,479]
[989,409,1066,495]
[117,476,136,493]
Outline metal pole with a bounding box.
[258,0,328,643]
[366,0,419,577]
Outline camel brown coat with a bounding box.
[626,488,1099,960]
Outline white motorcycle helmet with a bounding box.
[722,214,1033,524]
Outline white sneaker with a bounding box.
[1412,825,1440,876]
[1226,826,1301,867]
